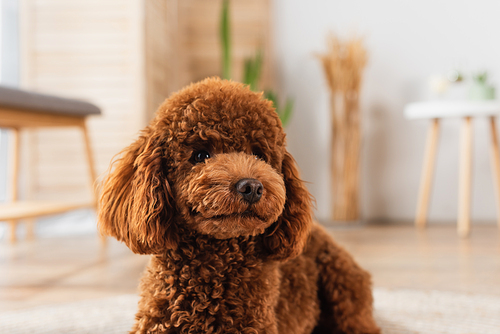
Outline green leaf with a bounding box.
[220,0,231,79]
[281,99,294,126]
[243,50,263,91]
[264,90,277,107]
[280,98,294,126]
[243,58,252,87]
[264,90,294,127]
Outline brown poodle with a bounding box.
[99,78,380,334]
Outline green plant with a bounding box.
[473,71,488,84]
[243,50,263,91]
[220,0,231,80]
[264,90,293,127]
[219,0,293,127]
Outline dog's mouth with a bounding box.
[188,207,274,239]
[193,208,267,222]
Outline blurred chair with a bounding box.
[405,100,500,237]
[0,86,100,242]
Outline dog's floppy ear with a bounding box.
[262,151,313,260]
[98,131,177,254]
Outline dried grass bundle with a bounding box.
[318,34,367,221]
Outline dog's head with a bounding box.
[98,78,312,260]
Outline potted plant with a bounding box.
[469,71,495,100]
[220,0,293,126]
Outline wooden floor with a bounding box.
[1,223,499,311]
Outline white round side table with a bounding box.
[405,100,500,237]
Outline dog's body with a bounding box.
[134,224,376,334]
[99,78,379,334]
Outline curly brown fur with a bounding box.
[99,78,380,334]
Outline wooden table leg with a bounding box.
[81,122,97,204]
[26,218,36,240]
[415,118,440,228]
[8,128,20,243]
[8,221,17,243]
[458,117,473,237]
[489,116,500,229]
[80,121,106,245]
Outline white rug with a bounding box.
[373,288,500,334]
[1,288,499,334]
[0,294,137,334]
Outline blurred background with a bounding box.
[1,1,500,332]
[2,0,500,239]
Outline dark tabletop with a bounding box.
[0,85,101,117]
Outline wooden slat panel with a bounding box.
[144,0,173,121]
[21,0,144,201]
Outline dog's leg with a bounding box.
[310,227,380,334]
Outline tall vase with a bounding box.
[318,34,367,222]
[330,91,361,221]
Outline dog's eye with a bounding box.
[192,150,211,164]
[252,151,265,161]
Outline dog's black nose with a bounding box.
[235,178,263,204]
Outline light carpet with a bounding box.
[1,288,499,333]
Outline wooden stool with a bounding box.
[405,101,500,237]
[0,86,101,242]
